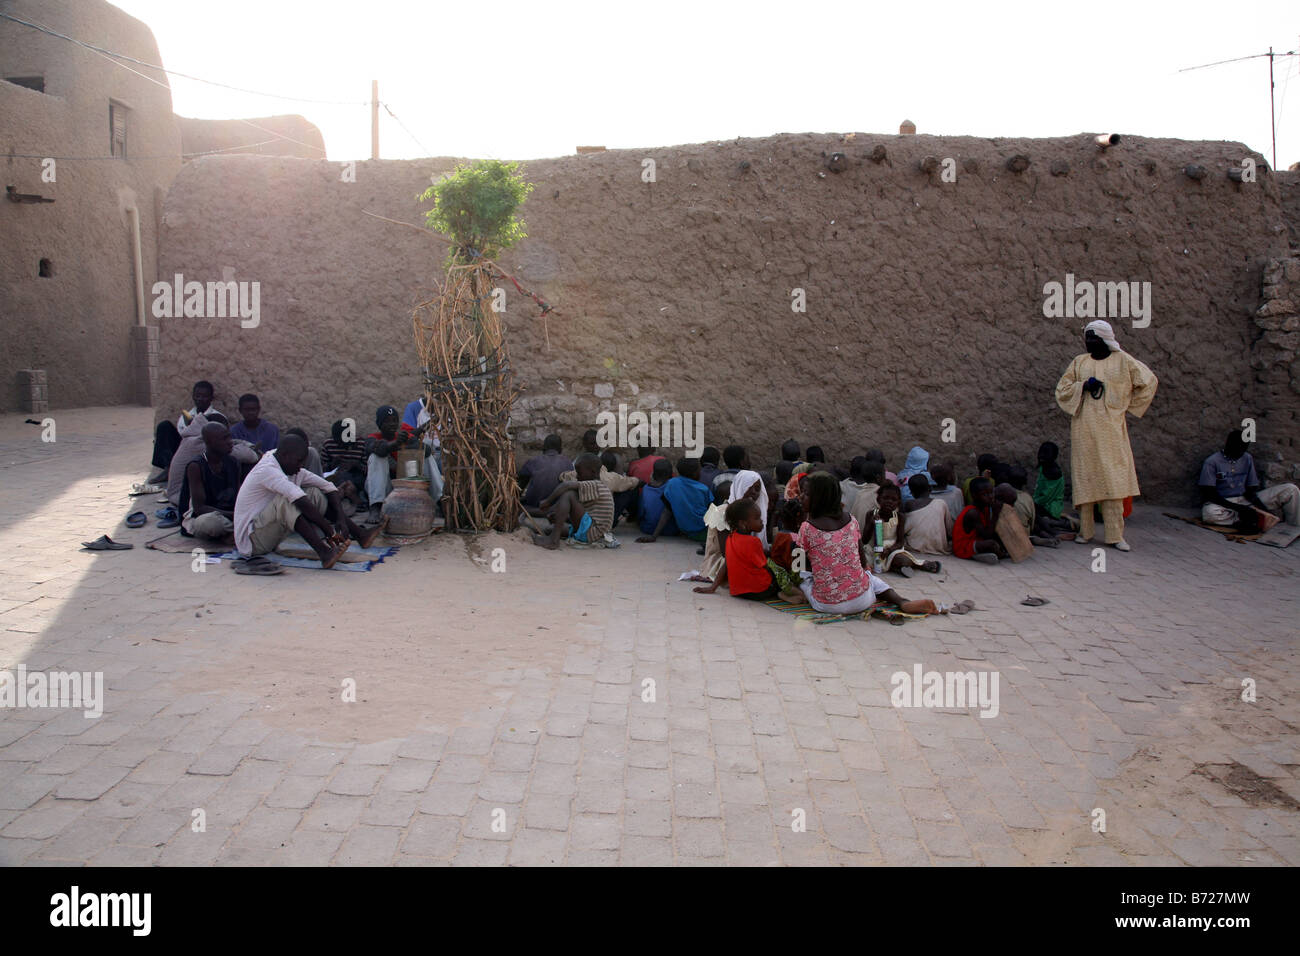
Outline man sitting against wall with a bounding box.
[1198,428,1300,531]
[149,380,221,483]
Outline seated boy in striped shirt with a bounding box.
[322,418,368,513]
[532,453,616,550]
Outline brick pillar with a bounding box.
[130,325,159,406]
[17,369,48,414]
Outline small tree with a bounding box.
[412,160,535,532]
[420,160,533,265]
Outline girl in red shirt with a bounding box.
[694,499,780,600]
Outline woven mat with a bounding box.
[762,597,929,625]
[214,536,399,572]
[146,530,231,554]
[1162,512,1262,543]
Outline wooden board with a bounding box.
[995,507,1035,562]
[1257,522,1300,548]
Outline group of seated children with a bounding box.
[147,382,435,565]
[664,440,1094,612]
[519,436,755,550]
[517,436,1082,578]
[693,471,953,616]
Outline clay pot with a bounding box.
[382,477,434,537]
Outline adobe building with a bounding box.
[0,0,322,413]
[1,0,181,412]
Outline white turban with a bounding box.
[1084,320,1122,352]
[728,470,768,531]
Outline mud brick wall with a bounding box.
[1252,255,1300,482]
[155,133,1290,503]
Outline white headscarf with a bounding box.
[1083,319,1122,352]
[727,469,769,531]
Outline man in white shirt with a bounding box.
[151,380,224,482]
[234,434,383,567]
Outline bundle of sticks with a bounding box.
[413,259,521,532]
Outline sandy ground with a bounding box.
[0,406,1297,866]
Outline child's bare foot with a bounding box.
[899,599,937,615]
[921,560,942,573]
[532,533,559,550]
[318,543,345,570]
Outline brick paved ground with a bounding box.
[1,408,1297,866]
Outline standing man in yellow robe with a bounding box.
[1055,320,1158,552]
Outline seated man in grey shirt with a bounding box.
[1198,428,1299,529]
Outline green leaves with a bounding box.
[420,159,534,263]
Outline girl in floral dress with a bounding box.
[794,473,941,615]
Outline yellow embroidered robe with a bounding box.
[1054,351,1158,505]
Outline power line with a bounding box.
[4,139,288,161]
[0,10,371,106]
[3,11,328,157]
[1,11,457,162]
[382,102,434,158]
[1179,50,1296,72]
[232,117,326,155]
[1274,56,1298,146]
[1178,45,1300,169]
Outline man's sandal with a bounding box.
[230,556,284,575]
[81,535,132,551]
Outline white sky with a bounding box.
[107,0,1299,166]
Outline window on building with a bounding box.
[4,75,45,92]
[39,259,54,278]
[110,102,128,159]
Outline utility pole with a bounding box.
[1181,47,1297,170]
[1268,48,1276,171]
[371,80,379,160]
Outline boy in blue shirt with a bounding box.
[230,393,280,452]
[638,460,677,538]
[640,458,712,543]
